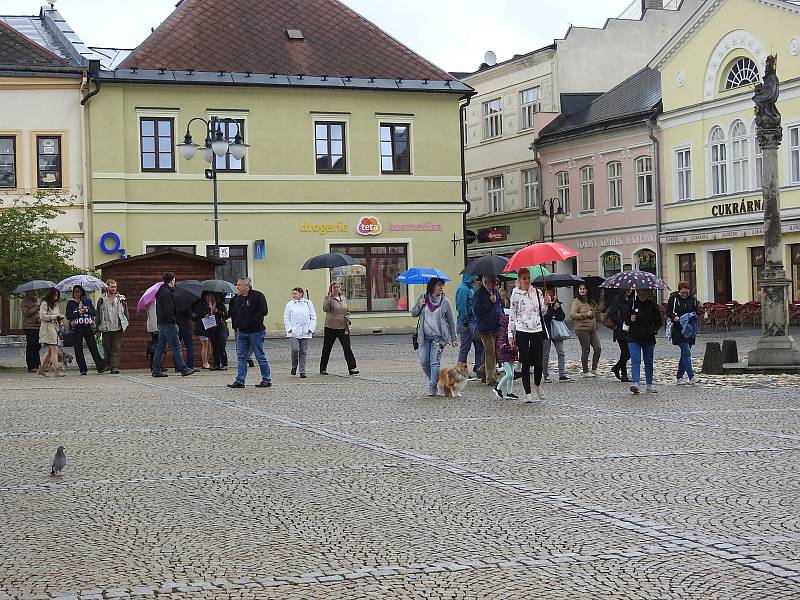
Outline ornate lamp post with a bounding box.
[177,116,249,258]
[748,55,800,366]
[539,197,566,272]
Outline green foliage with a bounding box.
[0,191,85,296]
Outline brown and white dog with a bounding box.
[437,362,470,397]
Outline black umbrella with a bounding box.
[583,275,607,288]
[462,255,509,277]
[532,274,585,288]
[174,280,204,311]
[302,252,359,270]
[13,280,55,294]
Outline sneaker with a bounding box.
[349,370,360,376]
[427,389,436,397]
[542,375,553,383]
[582,372,593,378]
[181,368,198,377]
[591,370,598,377]
[558,375,572,382]
[152,372,168,378]
[525,393,534,403]
[629,384,640,395]
[299,373,306,379]
[468,372,480,382]
[247,359,255,367]
[320,371,328,375]
[492,385,503,399]
[506,392,519,400]
[227,381,245,389]
[688,376,700,385]
[646,385,658,393]
[111,369,120,374]
[255,381,272,388]
[291,368,297,376]
[535,386,545,401]
[676,377,688,385]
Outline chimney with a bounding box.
[641,0,663,13]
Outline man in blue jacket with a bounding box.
[473,274,503,387]
[456,274,484,379]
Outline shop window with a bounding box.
[482,98,502,139]
[140,118,175,172]
[710,126,727,196]
[601,251,621,278]
[380,123,411,174]
[677,253,696,294]
[36,135,62,188]
[315,121,346,174]
[675,148,691,201]
[607,161,622,209]
[0,136,16,189]
[791,244,800,302]
[636,249,657,275]
[206,244,247,284]
[556,170,570,214]
[329,244,408,312]
[146,245,197,254]
[750,246,765,301]
[214,119,245,173]
[580,166,594,212]
[635,156,653,205]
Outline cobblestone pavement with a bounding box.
[1,336,799,599]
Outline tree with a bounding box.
[0,191,85,296]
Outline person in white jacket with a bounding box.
[508,267,547,402]
[284,287,317,378]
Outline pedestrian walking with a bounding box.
[455,274,484,380]
[38,287,64,377]
[66,285,106,375]
[21,290,42,372]
[473,275,503,387]
[493,312,519,399]
[542,289,570,382]
[411,278,458,396]
[227,277,272,388]
[667,282,701,385]
[96,279,128,374]
[284,287,317,378]
[508,268,546,402]
[319,282,358,375]
[151,273,197,378]
[607,289,633,382]
[571,283,602,377]
[623,289,661,394]
[195,292,227,370]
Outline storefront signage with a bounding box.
[465,230,477,244]
[387,221,443,232]
[299,222,348,234]
[254,239,265,260]
[477,226,509,243]
[357,216,382,236]
[576,232,656,249]
[711,198,763,217]
[99,231,126,259]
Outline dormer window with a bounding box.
[725,57,759,90]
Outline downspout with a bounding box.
[647,115,663,301]
[459,94,473,267]
[530,139,544,244]
[79,74,90,270]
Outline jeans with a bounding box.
[24,328,41,371]
[290,337,310,374]
[73,328,106,373]
[236,330,271,384]
[479,333,498,384]
[516,330,543,393]
[179,333,195,369]
[152,323,186,375]
[320,327,356,372]
[576,329,602,372]
[497,361,515,394]
[542,338,565,378]
[470,321,485,371]
[677,342,695,380]
[419,335,445,392]
[457,321,484,369]
[101,330,125,370]
[628,342,655,386]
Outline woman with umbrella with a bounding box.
[66,285,106,375]
[21,290,43,372]
[194,291,228,370]
[570,283,602,377]
[320,282,359,376]
[411,278,458,397]
[38,287,64,376]
[508,268,547,402]
[622,289,662,395]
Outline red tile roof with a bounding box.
[120,0,453,81]
[0,18,67,68]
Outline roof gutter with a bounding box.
[80,60,102,105]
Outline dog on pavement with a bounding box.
[437,362,469,397]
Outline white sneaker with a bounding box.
[676,377,688,385]
[491,385,503,400]
[582,372,593,378]
[542,375,553,383]
[646,385,658,393]
[535,385,545,401]
[688,376,700,385]
[525,393,534,403]
[590,370,598,377]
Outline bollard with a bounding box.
[701,342,724,374]
[721,339,739,365]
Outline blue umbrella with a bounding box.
[395,268,450,285]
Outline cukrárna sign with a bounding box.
[711,198,763,217]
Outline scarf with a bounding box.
[426,293,444,312]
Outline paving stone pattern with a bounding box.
[1,336,799,599]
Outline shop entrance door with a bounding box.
[711,250,732,304]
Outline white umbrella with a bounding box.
[56,274,107,292]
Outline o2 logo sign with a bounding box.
[99,232,127,259]
[356,216,382,236]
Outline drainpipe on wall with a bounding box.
[530,140,545,245]
[647,115,664,301]
[459,94,473,267]
[79,61,101,270]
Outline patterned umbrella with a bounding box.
[56,274,107,292]
[600,270,670,290]
[503,243,577,272]
[395,268,450,284]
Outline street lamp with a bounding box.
[177,116,249,258]
[539,197,567,272]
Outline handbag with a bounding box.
[201,315,217,330]
[412,315,420,350]
[665,320,673,340]
[550,319,571,342]
[602,312,616,330]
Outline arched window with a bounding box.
[636,249,657,275]
[710,126,727,196]
[730,120,749,192]
[725,57,760,90]
[601,251,622,278]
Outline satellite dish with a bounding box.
[484,50,497,66]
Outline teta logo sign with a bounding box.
[357,216,382,236]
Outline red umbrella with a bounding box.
[503,242,578,272]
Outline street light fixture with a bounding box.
[539,197,567,272]
[177,116,250,258]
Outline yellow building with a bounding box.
[654,0,800,303]
[85,0,472,333]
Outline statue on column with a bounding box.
[753,54,781,130]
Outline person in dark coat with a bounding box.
[667,281,700,385]
[541,289,569,382]
[473,274,503,387]
[608,289,633,382]
[65,285,106,375]
[194,292,228,370]
[151,272,197,378]
[227,277,271,388]
[622,289,661,395]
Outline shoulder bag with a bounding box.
[412,314,421,350]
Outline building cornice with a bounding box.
[460,47,555,86]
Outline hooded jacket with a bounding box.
[455,275,475,325]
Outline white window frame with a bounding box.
[730,120,749,193]
[556,170,570,214]
[724,57,760,91]
[482,98,503,140]
[635,156,653,205]
[790,124,800,184]
[486,175,504,213]
[580,165,595,212]
[709,126,728,197]
[519,87,541,130]
[675,147,692,201]
[607,161,623,209]
[522,167,539,209]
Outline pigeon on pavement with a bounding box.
[49,446,66,476]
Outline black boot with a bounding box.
[621,368,631,382]
[611,364,622,381]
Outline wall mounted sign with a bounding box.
[299,222,348,234]
[254,239,265,260]
[218,246,230,259]
[465,230,477,244]
[357,216,382,236]
[99,232,126,259]
[477,226,509,243]
[575,232,657,249]
[711,198,763,217]
[387,221,443,232]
